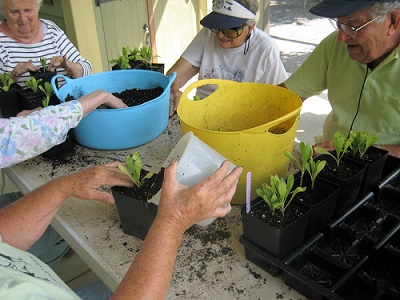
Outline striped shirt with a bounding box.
[0,19,92,87]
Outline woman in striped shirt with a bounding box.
[0,0,92,87]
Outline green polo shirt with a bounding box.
[285,31,400,145]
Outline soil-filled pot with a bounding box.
[18,89,59,109]
[30,68,57,85]
[344,146,389,197]
[111,169,164,240]
[293,174,341,240]
[317,154,366,217]
[241,197,311,259]
[112,61,165,74]
[41,135,74,160]
[0,90,23,117]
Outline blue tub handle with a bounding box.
[167,72,176,87]
[51,75,73,102]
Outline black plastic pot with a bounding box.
[317,154,367,217]
[111,169,164,240]
[112,186,158,240]
[293,175,341,240]
[241,197,311,259]
[344,146,389,197]
[29,68,57,84]
[0,90,23,117]
[41,135,75,160]
[112,61,165,74]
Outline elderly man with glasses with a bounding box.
[280,0,400,158]
[166,0,287,116]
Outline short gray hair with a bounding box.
[237,0,260,15]
[368,1,400,22]
[0,0,43,14]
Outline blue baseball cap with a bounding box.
[309,0,396,18]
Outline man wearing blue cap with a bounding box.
[167,0,287,116]
[281,0,400,157]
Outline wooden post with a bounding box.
[263,0,271,34]
[146,0,158,63]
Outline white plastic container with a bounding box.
[150,131,237,226]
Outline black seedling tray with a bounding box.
[240,155,400,299]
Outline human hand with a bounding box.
[11,59,38,79]
[169,88,182,116]
[58,161,133,204]
[16,107,42,117]
[48,56,65,72]
[313,140,333,156]
[79,90,127,117]
[156,160,243,234]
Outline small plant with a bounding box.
[348,130,378,159]
[305,157,326,189]
[193,95,202,101]
[284,142,312,186]
[39,57,48,72]
[110,46,134,70]
[25,77,43,94]
[38,82,53,107]
[130,46,160,67]
[0,72,14,92]
[118,151,154,187]
[315,131,353,166]
[256,174,306,216]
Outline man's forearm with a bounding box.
[0,177,68,250]
[112,217,184,299]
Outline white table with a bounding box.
[4,97,330,298]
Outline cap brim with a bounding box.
[309,0,374,18]
[200,11,248,29]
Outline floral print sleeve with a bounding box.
[0,101,83,168]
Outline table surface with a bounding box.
[4,114,308,299]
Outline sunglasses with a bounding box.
[210,23,248,38]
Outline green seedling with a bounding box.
[25,77,43,94]
[348,130,378,159]
[193,95,202,101]
[131,46,160,67]
[0,72,14,92]
[256,174,306,216]
[315,131,353,166]
[38,82,53,107]
[118,151,154,187]
[39,57,48,72]
[110,46,134,69]
[305,157,326,189]
[284,142,312,186]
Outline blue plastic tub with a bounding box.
[51,70,176,150]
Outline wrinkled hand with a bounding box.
[48,56,65,72]
[313,140,333,156]
[157,160,243,234]
[11,60,38,79]
[58,161,133,204]
[169,88,182,116]
[17,107,42,117]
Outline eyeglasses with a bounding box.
[210,24,247,38]
[331,15,382,38]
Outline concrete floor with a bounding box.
[1,0,334,296]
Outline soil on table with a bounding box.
[65,86,164,108]
[112,168,165,202]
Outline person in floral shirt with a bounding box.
[0,90,127,269]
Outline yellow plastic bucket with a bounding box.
[177,79,302,204]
